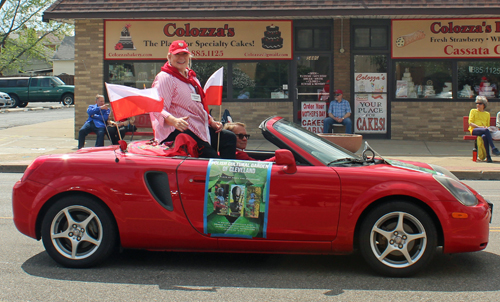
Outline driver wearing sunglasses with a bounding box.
[223,122,274,162]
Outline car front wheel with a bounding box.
[41,196,118,268]
[359,201,437,277]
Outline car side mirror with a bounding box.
[275,149,297,174]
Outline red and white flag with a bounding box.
[204,67,223,106]
[105,83,163,121]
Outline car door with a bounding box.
[177,158,341,252]
[28,78,48,102]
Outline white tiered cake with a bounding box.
[401,68,417,98]
[424,80,435,98]
[479,82,495,97]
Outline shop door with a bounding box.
[295,55,331,134]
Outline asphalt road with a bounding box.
[1,175,499,301]
[0,103,74,130]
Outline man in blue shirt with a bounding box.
[78,94,110,149]
[323,89,352,134]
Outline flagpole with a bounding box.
[217,105,222,154]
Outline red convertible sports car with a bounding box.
[12,116,492,277]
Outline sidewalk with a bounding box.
[0,117,499,179]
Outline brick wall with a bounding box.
[74,19,104,139]
[391,101,500,141]
[333,18,351,102]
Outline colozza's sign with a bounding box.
[392,18,500,58]
[105,20,292,60]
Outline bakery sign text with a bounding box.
[392,18,500,59]
[163,23,236,37]
[104,20,292,60]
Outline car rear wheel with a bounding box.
[41,196,118,268]
[359,201,437,277]
[61,94,74,105]
[18,102,28,108]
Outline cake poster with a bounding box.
[105,20,292,60]
[354,94,387,134]
[354,73,386,93]
[204,159,272,239]
[301,102,326,134]
[393,18,500,58]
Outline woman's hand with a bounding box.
[170,116,189,132]
[210,119,223,133]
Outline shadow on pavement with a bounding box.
[21,249,500,295]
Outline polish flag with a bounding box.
[204,67,223,106]
[105,83,163,121]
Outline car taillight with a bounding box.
[21,156,47,182]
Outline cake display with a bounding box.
[423,82,435,97]
[262,25,283,49]
[437,82,452,98]
[401,68,417,98]
[459,84,474,98]
[115,24,136,50]
[479,82,495,97]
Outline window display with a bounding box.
[232,62,289,99]
[458,61,499,99]
[106,61,289,101]
[394,61,452,99]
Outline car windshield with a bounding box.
[272,119,362,165]
[53,77,66,85]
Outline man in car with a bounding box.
[78,94,110,149]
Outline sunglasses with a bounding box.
[236,133,250,139]
[476,102,484,105]
[335,93,342,96]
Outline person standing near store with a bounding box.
[468,96,500,163]
[78,94,110,149]
[323,89,352,134]
[150,40,236,159]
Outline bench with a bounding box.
[124,113,153,137]
[89,113,154,139]
[463,116,498,160]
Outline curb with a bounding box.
[0,104,72,113]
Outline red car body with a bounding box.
[12,116,491,276]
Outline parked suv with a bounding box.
[0,91,14,108]
[0,76,74,107]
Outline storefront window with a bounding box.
[353,26,388,49]
[232,62,289,99]
[354,55,387,73]
[191,61,228,98]
[394,61,452,99]
[107,61,228,97]
[108,62,164,89]
[295,28,331,51]
[458,61,500,99]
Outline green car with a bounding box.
[0,76,75,107]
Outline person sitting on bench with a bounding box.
[323,89,352,134]
[468,96,500,163]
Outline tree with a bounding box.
[0,0,74,75]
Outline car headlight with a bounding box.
[433,175,478,206]
[429,164,459,181]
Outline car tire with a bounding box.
[9,94,21,108]
[41,195,118,268]
[61,94,74,106]
[359,201,437,277]
[18,102,28,108]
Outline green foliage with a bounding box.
[0,0,74,74]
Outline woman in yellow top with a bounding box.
[468,96,500,162]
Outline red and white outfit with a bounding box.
[150,71,209,144]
